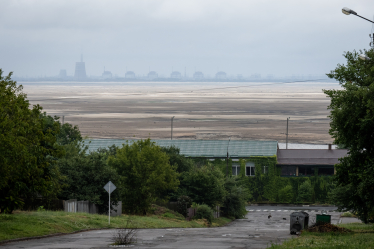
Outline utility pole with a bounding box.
[286,117,290,149]
[226,137,231,177]
[171,116,175,140]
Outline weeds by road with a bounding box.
[0,210,232,241]
[269,223,374,249]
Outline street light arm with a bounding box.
[356,14,374,24]
[342,7,374,24]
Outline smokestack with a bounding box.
[328,144,332,150]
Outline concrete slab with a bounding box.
[1,207,342,249]
[340,217,362,224]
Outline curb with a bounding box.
[248,204,337,207]
[0,228,110,246]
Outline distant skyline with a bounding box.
[1,0,374,77]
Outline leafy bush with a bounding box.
[223,177,248,218]
[297,180,313,203]
[108,139,180,215]
[223,192,247,219]
[57,143,122,214]
[278,185,293,203]
[178,164,225,207]
[194,204,214,224]
[177,195,192,217]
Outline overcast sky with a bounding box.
[1,0,374,78]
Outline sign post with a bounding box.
[103,181,117,225]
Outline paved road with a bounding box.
[1,207,342,249]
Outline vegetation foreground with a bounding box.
[270,223,374,249]
[0,210,232,242]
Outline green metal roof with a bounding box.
[84,139,277,158]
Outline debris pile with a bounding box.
[307,223,352,233]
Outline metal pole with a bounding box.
[109,184,110,225]
[226,151,229,177]
[355,14,374,24]
[226,137,231,177]
[171,116,175,140]
[286,117,290,149]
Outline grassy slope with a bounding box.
[0,211,232,241]
[269,223,374,249]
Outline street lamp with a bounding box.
[286,117,290,149]
[226,137,231,177]
[341,7,374,24]
[342,8,374,60]
[171,116,175,140]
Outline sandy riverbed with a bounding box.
[22,81,341,144]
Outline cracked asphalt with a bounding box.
[1,207,342,249]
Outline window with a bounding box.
[281,166,296,176]
[298,166,315,176]
[245,162,255,176]
[318,167,334,176]
[232,163,240,176]
[263,166,268,174]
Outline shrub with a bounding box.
[223,192,247,219]
[177,195,192,217]
[297,180,313,203]
[111,216,137,245]
[178,165,225,207]
[278,185,293,203]
[194,204,214,224]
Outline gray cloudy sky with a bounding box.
[1,0,374,77]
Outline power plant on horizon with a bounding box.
[26,54,330,82]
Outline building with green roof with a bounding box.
[84,139,278,177]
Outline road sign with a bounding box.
[103,181,116,194]
[103,181,117,225]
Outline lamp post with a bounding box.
[286,117,290,149]
[171,116,175,140]
[342,7,374,24]
[226,137,231,177]
[342,7,374,52]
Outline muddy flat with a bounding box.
[22,81,341,144]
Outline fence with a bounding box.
[63,200,122,216]
[186,206,220,221]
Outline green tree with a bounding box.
[108,139,179,214]
[160,146,194,173]
[325,49,374,223]
[40,113,82,146]
[278,185,293,203]
[296,180,313,203]
[178,164,225,208]
[0,70,63,213]
[222,177,248,218]
[57,142,121,214]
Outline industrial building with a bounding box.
[59,69,67,78]
[215,71,227,79]
[193,71,204,80]
[148,71,158,80]
[125,71,136,78]
[170,71,182,79]
[74,55,87,79]
[102,68,112,79]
